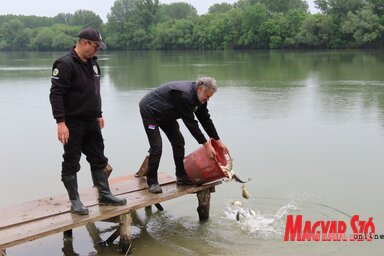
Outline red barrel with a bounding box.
[184,139,229,185]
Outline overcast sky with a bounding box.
[1,0,317,22]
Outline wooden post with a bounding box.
[119,213,132,254]
[196,188,211,221]
[0,249,6,256]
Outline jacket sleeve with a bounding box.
[195,103,220,140]
[49,60,71,123]
[171,90,208,144]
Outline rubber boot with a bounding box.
[62,175,89,215]
[91,169,127,206]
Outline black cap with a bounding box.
[78,28,106,49]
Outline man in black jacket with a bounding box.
[49,28,126,215]
[139,77,228,193]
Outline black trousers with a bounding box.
[141,113,187,185]
[61,117,108,176]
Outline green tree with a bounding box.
[13,28,32,49]
[222,8,243,49]
[50,24,80,50]
[30,27,55,50]
[315,0,365,17]
[0,19,25,50]
[296,14,337,48]
[152,18,195,49]
[151,21,171,49]
[53,13,73,24]
[341,5,384,47]
[367,0,384,16]
[69,10,103,30]
[19,15,54,28]
[208,3,233,14]
[134,0,160,32]
[159,2,197,20]
[238,3,268,48]
[273,9,307,48]
[202,14,227,49]
[259,18,282,48]
[259,0,308,13]
[105,0,137,49]
[235,0,308,13]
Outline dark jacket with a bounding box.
[139,81,219,144]
[49,48,102,123]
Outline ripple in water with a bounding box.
[137,197,351,256]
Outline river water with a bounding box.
[1,50,384,255]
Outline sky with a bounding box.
[1,0,317,22]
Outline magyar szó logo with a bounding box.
[284,214,379,242]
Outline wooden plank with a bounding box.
[0,173,175,230]
[0,180,221,250]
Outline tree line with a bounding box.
[0,0,383,51]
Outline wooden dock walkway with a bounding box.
[0,172,221,255]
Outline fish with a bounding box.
[232,200,243,207]
[242,184,250,199]
[226,160,233,171]
[221,166,233,181]
[233,173,251,183]
[236,211,241,221]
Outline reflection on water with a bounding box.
[1,50,384,255]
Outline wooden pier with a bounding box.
[0,172,221,255]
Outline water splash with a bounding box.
[224,200,298,239]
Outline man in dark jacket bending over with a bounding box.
[139,77,228,193]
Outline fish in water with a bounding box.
[242,184,250,199]
[232,200,243,207]
[236,211,241,221]
[236,208,256,221]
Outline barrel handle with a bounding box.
[214,150,232,165]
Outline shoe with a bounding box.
[148,183,163,194]
[176,176,194,186]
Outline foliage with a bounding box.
[69,10,103,30]
[341,5,384,47]
[159,2,198,20]
[208,3,234,14]
[0,0,384,51]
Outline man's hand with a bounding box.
[203,141,216,159]
[215,139,229,154]
[57,122,69,145]
[98,117,104,129]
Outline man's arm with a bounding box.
[195,104,219,140]
[172,90,207,144]
[49,60,71,123]
[196,105,229,154]
[49,60,71,144]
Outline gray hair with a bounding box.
[197,76,218,92]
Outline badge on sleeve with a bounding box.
[148,124,156,130]
[93,65,99,75]
[52,68,59,76]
